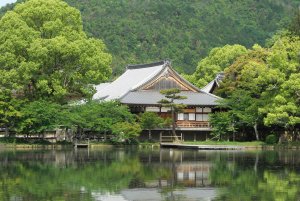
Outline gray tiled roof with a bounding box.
[120,90,220,106]
[93,61,166,100]
[92,60,221,105]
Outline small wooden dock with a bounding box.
[73,139,89,148]
[160,143,248,150]
[74,143,89,148]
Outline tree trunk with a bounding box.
[171,107,176,136]
[171,106,178,142]
[77,127,82,140]
[254,123,259,141]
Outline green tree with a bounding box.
[209,112,235,141]
[16,100,63,137]
[187,44,248,88]
[139,112,164,140]
[261,74,300,137]
[111,122,142,143]
[2,0,294,74]
[289,9,300,36]
[66,101,135,139]
[158,88,186,138]
[259,34,300,137]
[216,45,286,140]
[0,91,23,136]
[0,0,111,103]
[219,90,263,141]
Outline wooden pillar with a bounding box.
[159,131,162,142]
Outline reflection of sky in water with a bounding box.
[0,0,17,8]
[92,189,216,201]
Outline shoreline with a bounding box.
[0,142,299,150]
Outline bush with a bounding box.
[32,139,52,145]
[265,134,277,144]
[56,140,72,145]
[0,137,29,144]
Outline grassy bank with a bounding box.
[0,137,72,147]
[182,141,300,149]
[1,137,299,150]
[182,140,265,146]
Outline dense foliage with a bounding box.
[185,44,248,88]
[67,101,140,142]
[139,112,164,139]
[0,0,139,140]
[16,100,63,135]
[0,0,111,103]
[203,31,300,142]
[1,0,298,74]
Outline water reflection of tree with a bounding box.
[210,151,300,201]
[0,149,173,201]
[1,149,299,201]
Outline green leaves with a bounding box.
[187,44,248,88]
[210,32,300,139]
[65,101,139,140]
[0,92,23,132]
[0,0,112,103]
[159,88,187,102]
[139,112,164,130]
[17,100,63,134]
[263,95,300,128]
[159,88,187,111]
[209,112,235,141]
[159,88,187,137]
[111,122,142,142]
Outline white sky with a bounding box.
[0,0,17,8]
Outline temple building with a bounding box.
[202,72,224,94]
[93,60,221,141]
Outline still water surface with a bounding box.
[0,147,299,201]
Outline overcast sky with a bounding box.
[0,0,17,8]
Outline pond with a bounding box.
[0,147,299,201]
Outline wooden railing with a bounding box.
[160,133,183,142]
[176,121,210,128]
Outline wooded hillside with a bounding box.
[1,0,298,74]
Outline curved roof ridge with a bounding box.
[127,60,170,69]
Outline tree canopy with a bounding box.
[204,32,300,141]
[0,0,112,103]
[185,44,248,88]
[0,0,297,74]
[159,88,186,137]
